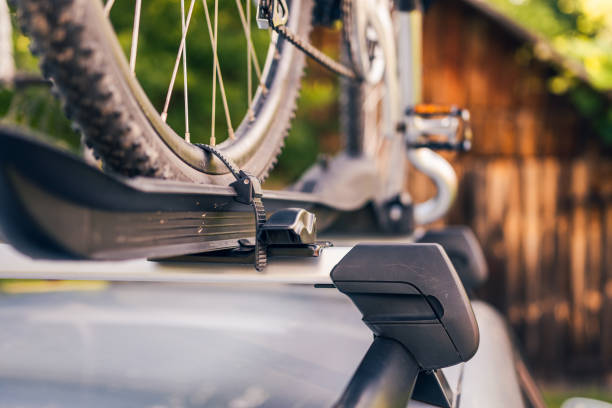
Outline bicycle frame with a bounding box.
[1,0,457,229]
[397,1,458,225]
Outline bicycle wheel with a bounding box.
[16,0,313,184]
[340,0,403,200]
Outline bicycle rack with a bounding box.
[0,241,479,407]
[330,243,479,407]
[0,125,486,407]
[0,125,383,263]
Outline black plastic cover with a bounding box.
[259,208,316,245]
[331,243,479,370]
[0,126,339,260]
[417,226,488,291]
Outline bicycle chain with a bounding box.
[261,0,358,80]
[197,144,268,271]
[272,25,357,79]
[340,0,358,74]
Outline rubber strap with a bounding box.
[196,144,267,271]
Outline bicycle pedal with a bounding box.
[402,104,472,152]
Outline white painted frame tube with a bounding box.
[397,7,458,225]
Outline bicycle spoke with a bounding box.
[107,0,273,147]
[234,0,263,84]
[203,0,235,141]
[129,0,142,74]
[246,0,253,121]
[181,0,191,142]
[160,0,196,123]
[210,0,218,146]
[104,0,116,16]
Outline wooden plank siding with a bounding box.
[418,0,612,379]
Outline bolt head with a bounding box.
[389,205,403,222]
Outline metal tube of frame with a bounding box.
[397,1,458,225]
[333,336,420,408]
[397,2,423,107]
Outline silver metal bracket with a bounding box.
[256,0,289,29]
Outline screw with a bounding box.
[389,205,403,222]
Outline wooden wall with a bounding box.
[416,0,612,379]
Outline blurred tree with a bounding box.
[486,0,612,144]
[0,10,78,150]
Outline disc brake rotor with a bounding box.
[343,0,394,85]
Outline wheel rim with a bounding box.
[344,0,403,199]
[348,0,400,156]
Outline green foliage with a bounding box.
[1,11,78,150]
[1,87,79,151]
[12,24,39,73]
[485,0,612,145]
[486,0,612,87]
[271,119,319,185]
[270,76,340,185]
[109,0,270,145]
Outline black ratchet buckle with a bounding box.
[196,144,320,271]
